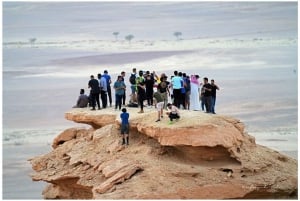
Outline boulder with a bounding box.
[29,108,297,199]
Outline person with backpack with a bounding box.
[129,68,137,103]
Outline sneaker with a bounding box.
[91,108,96,111]
[138,110,144,113]
[168,121,173,125]
[155,119,160,122]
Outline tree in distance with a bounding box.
[173,32,182,40]
[113,32,119,40]
[29,38,37,47]
[125,34,134,44]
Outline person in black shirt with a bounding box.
[145,74,155,107]
[137,70,146,113]
[121,71,126,105]
[157,76,170,109]
[211,79,220,114]
[202,77,212,113]
[88,75,101,110]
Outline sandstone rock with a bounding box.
[52,127,91,149]
[94,163,142,194]
[29,108,297,199]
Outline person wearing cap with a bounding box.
[103,70,112,107]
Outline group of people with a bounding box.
[73,68,220,114]
[73,68,220,145]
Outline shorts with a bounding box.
[156,101,164,111]
[131,85,136,94]
[121,124,129,134]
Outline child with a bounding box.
[120,108,129,145]
[153,91,164,122]
[166,103,180,124]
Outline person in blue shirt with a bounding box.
[120,108,129,145]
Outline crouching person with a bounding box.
[73,89,89,108]
[166,103,180,124]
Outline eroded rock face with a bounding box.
[29,108,298,199]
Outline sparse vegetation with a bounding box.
[113,32,119,41]
[29,38,37,47]
[125,34,134,44]
[173,32,182,40]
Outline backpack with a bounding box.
[129,73,136,84]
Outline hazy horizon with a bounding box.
[3,1,297,42]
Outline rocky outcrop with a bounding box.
[30,108,298,199]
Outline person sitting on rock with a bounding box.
[166,103,180,124]
[72,89,89,108]
[120,108,130,145]
[153,90,164,122]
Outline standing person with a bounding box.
[121,71,126,105]
[153,91,164,122]
[88,75,101,110]
[179,72,186,109]
[114,76,126,110]
[157,75,170,109]
[120,108,130,145]
[72,89,89,108]
[211,79,220,114]
[145,74,155,107]
[185,75,191,110]
[103,70,112,107]
[129,68,137,103]
[171,71,182,108]
[190,75,201,111]
[202,77,212,113]
[166,103,180,124]
[136,70,146,113]
[99,73,108,108]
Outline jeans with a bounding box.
[107,85,112,105]
[115,94,123,110]
[101,90,107,108]
[91,92,100,109]
[211,96,216,113]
